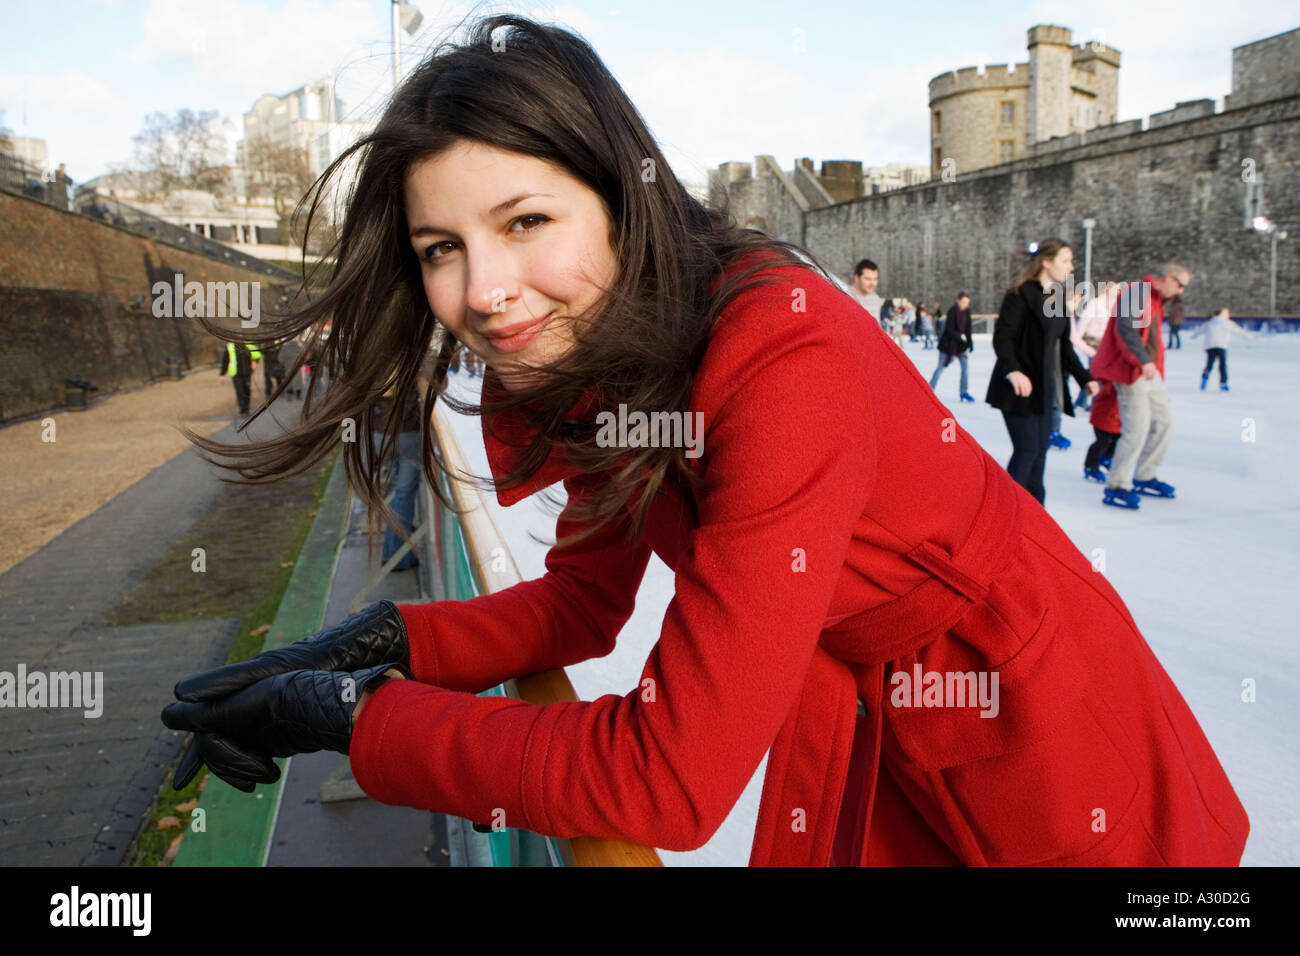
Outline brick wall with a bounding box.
[0,191,297,421]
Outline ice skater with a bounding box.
[1191,307,1257,391]
[1082,380,1121,483]
[1089,263,1190,510]
[985,244,1097,505]
[930,293,975,401]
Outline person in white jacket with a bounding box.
[1190,307,1258,392]
[1070,283,1122,410]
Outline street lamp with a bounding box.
[391,0,424,92]
[1082,218,1096,298]
[1252,217,1289,317]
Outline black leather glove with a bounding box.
[173,601,411,703]
[163,662,409,760]
[171,731,281,792]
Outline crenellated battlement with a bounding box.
[929,63,1029,102]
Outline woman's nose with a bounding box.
[464,244,516,318]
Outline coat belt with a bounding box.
[751,453,1026,866]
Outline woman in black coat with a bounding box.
[985,239,1099,504]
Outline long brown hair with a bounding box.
[184,12,831,554]
[1005,238,1070,294]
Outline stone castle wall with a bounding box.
[715,94,1300,318]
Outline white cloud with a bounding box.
[128,0,390,117]
[619,43,827,186]
[0,69,127,121]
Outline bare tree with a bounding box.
[242,134,315,222]
[130,108,233,199]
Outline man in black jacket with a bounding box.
[929,293,975,402]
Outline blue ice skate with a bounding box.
[1103,487,1141,509]
[1133,477,1175,498]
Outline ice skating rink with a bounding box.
[441,330,1298,866]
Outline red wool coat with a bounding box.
[350,252,1249,866]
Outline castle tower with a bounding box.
[1070,42,1121,131]
[1027,24,1074,146]
[928,64,1029,177]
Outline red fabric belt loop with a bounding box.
[902,540,988,603]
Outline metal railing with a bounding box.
[418,401,663,867]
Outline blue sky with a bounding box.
[1,0,1296,185]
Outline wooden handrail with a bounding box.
[428,402,663,867]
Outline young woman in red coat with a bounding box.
[161,14,1249,866]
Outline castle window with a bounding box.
[1000,141,1014,163]
[1000,102,1014,125]
[933,110,941,135]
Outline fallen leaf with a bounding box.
[251,624,271,636]
[279,561,295,568]
[158,816,181,829]
[174,798,198,813]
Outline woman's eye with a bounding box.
[420,216,549,264]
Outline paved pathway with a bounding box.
[0,398,302,864]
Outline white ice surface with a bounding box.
[437,331,1299,866]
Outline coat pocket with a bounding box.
[886,611,1144,865]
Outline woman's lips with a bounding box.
[484,313,553,353]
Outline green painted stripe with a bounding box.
[433,469,561,866]
[175,453,350,867]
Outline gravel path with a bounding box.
[0,368,278,576]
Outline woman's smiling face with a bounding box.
[405,140,619,392]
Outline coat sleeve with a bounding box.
[218,347,229,376]
[991,291,1024,375]
[1115,289,1156,365]
[349,278,873,851]
[392,474,653,693]
[1060,324,1092,387]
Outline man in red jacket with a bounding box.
[1089,263,1190,510]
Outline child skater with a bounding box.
[1192,307,1258,391]
[1083,380,1122,483]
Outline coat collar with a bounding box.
[479,367,606,507]
[478,248,785,508]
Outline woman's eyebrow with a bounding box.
[410,193,557,238]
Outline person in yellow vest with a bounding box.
[218,341,257,417]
